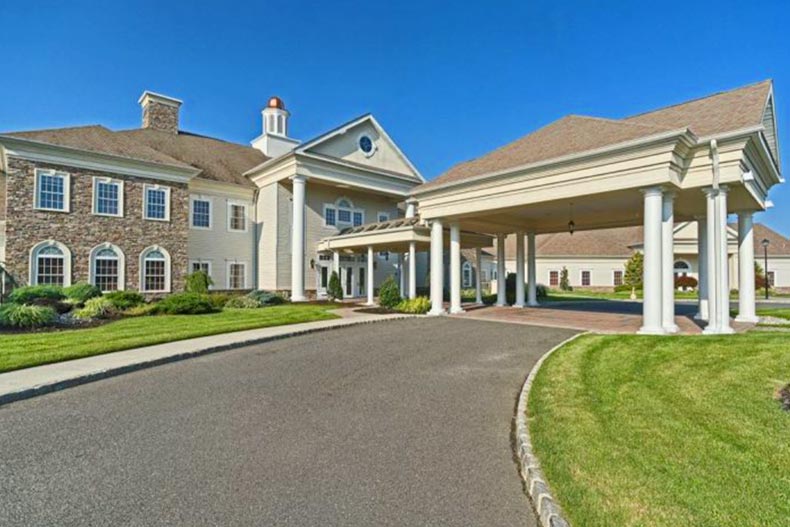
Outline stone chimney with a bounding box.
[138,91,182,134]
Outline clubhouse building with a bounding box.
[0,80,783,335]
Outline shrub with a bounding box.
[64,282,102,304]
[396,296,431,314]
[327,271,343,301]
[185,270,213,294]
[104,290,145,310]
[74,297,116,320]
[0,303,57,328]
[505,273,548,304]
[154,293,218,315]
[207,292,238,309]
[378,276,402,308]
[624,252,644,288]
[123,303,158,317]
[675,275,698,290]
[247,290,285,306]
[225,296,261,309]
[482,293,498,305]
[8,285,65,305]
[559,267,572,291]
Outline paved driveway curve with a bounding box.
[0,318,577,526]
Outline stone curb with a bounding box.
[0,315,414,407]
[515,332,587,527]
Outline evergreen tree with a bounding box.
[327,271,343,301]
[624,252,644,288]
[560,267,572,291]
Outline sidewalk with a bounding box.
[0,308,410,406]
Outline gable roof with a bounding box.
[117,129,266,187]
[421,80,775,192]
[3,125,193,169]
[494,221,790,259]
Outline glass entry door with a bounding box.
[344,267,354,297]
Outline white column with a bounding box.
[290,175,307,301]
[527,232,538,306]
[695,218,709,320]
[475,247,483,304]
[704,188,720,332]
[333,250,340,276]
[496,234,507,306]
[408,241,417,299]
[662,191,678,333]
[639,187,665,334]
[716,187,734,333]
[514,232,526,307]
[449,223,464,313]
[405,200,417,218]
[736,211,758,322]
[366,246,374,306]
[428,220,446,315]
[398,252,406,295]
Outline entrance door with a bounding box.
[359,267,366,297]
[317,266,329,297]
[345,267,354,297]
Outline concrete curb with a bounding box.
[515,332,587,527]
[0,315,414,407]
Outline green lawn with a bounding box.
[0,305,339,373]
[757,307,790,320]
[528,333,790,527]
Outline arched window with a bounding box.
[140,246,170,293]
[462,261,472,288]
[673,260,691,277]
[29,241,71,286]
[90,244,125,292]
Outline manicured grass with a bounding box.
[0,305,339,373]
[528,333,790,527]
[756,307,790,320]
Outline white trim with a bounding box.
[376,211,390,223]
[579,269,592,287]
[226,200,249,233]
[357,132,377,158]
[92,177,124,217]
[139,245,171,293]
[142,184,171,222]
[29,240,72,287]
[226,260,248,290]
[462,261,473,288]
[323,204,337,227]
[89,243,126,292]
[189,195,213,230]
[33,168,70,212]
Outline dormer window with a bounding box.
[324,198,364,228]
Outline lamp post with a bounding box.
[761,238,770,300]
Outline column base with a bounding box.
[365,301,376,307]
[450,307,466,314]
[638,326,667,335]
[527,301,540,307]
[703,325,736,335]
[693,312,708,321]
[513,302,525,308]
[428,308,447,317]
[291,295,307,303]
[495,302,507,307]
[734,315,759,323]
[663,324,680,334]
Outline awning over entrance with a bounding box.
[317,217,493,253]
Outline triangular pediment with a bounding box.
[762,92,780,167]
[297,115,424,182]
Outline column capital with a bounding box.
[662,189,677,199]
[291,174,308,183]
[640,186,664,197]
[733,209,756,218]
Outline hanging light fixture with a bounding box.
[568,202,575,235]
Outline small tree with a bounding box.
[327,271,343,301]
[378,275,402,309]
[559,267,572,291]
[624,252,644,288]
[185,270,213,294]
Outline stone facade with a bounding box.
[142,100,179,134]
[3,156,189,293]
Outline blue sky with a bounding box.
[1,0,788,231]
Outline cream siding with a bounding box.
[256,182,279,290]
[762,96,780,164]
[276,182,293,290]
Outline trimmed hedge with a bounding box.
[247,290,285,306]
[225,296,261,309]
[396,296,431,314]
[0,303,58,328]
[154,293,218,315]
[64,282,101,304]
[105,291,145,310]
[74,297,116,320]
[8,285,65,305]
[378,276,402,309]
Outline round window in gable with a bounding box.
[358,134,376,157]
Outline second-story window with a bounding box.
[35,169,70,212]
[191,197,211,229]
[228,203,247,232]
[353,211,364,226]
[93,178,123,217]
[144,185,170,221]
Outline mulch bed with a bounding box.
[353,307,398,315]
[777,383,790,411]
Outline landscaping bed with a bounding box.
[527,333,790,527]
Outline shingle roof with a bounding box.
[493,222,790,258]
[117,129,267,187]
[421,80,773,192]
[3,125,193,169]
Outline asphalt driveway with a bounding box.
[0,318,577,526]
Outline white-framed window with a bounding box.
[90,243,125,292]
[92,177,123,217]
[353,211,364,227]
[549,270,559,287]
[190,196,212,230]
[227,261,247,290]
[580,270,591,287]
[377,212,390,223]
[613,269,624,287]
[29,240,72,287]
[143,185,170,221]
[462,261,472,288]
[767,271,776,287]
[227,202,248,232]
[324,198,365,228]
[139,246,171,293]
[34,169,70,212]
[338,208,352,224]
[190,260,212,276]
[673,260,691,277]
[324,205,337,226]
